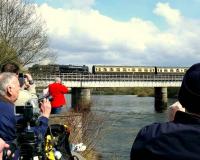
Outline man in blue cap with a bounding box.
[130,63,200,160]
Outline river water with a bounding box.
[87,95,177,160]
[66,94,177,159]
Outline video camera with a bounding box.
[15,104,44,159]
[14,95,52,159]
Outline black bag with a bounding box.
[46,124,79,160]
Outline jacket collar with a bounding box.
[0,94,13,105]
[174,111,200,124]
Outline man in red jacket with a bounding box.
[48,77,68,114]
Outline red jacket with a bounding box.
[48,82,68,108]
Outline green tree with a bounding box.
[0,41,18,64]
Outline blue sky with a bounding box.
[33,0,200,67]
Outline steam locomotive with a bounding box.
[29,64,188,75]
[29,64,89,74]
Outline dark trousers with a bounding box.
[51,106,62,114]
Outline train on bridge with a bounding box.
[92,65,187,74]
[29,64,188,75]
[29,64,89,74]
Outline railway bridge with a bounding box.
[33,73,184,112]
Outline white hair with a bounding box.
[0,72,16,96]
[55,77,61,83]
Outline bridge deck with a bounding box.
[33,74,184,88]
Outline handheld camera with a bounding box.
[18,73,26,87]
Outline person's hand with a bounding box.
[0,138,10,160]
[23,73,34,89]
[0,138,9,152]
[168,101,185,121]
[24,73,33,82]
[40,98,51,118]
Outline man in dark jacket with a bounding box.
[0,72,51,159]
[130,63,200,160]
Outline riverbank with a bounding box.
[49,111,105,160]
[92,87,179,98]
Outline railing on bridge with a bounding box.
[33,73,183,111]
[32,73,184,82]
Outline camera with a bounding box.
[10,94,53,160]
[15,104,44,159]
[38,95,53,103]
[14,95,53,159]
[19,73,26,78]
[18,73,25,87]
[18,73,34,87]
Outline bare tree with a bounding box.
[0,0,55,66]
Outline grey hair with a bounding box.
[0,72,17,96]
[55,77,61,83]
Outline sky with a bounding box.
[33,0,200,67]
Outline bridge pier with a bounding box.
[71,88,91,111]
[154,87,168,112]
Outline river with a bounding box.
[89,95,177,160]
[66,94,177,160]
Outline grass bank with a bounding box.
[92,87,179,98]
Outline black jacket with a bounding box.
[130,111,200,160]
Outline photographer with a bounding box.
[0,72,51,159]
[1,62,37,106]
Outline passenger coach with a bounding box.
[92,65,188,74]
